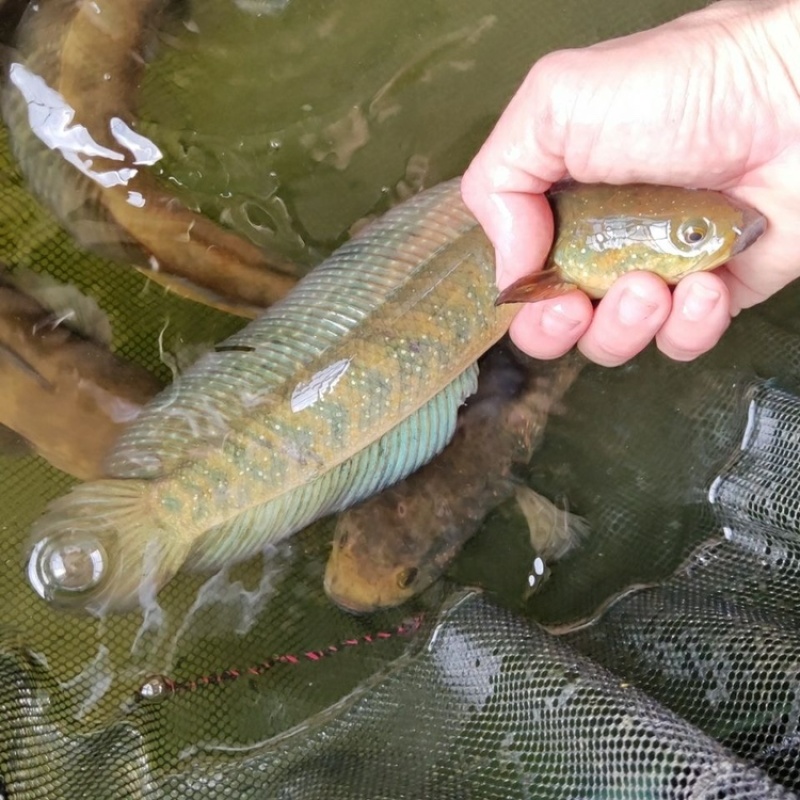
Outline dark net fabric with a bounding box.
[567,384,800,792]
[2,589,797,800]
[3,0,800,798]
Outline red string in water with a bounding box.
[136,614,424,704]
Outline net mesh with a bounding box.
[2,0,800,798]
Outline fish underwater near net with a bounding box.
[1,0,300,318]
[23,177,764,615]
[324,342,587,613]
[0,267,163,480]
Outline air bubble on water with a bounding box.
[28,535,107,600]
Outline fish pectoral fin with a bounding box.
[495,269,578,305]
[513,485,590,561]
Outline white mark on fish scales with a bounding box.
[291,359,352,413]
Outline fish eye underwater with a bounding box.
[5,0,800,798]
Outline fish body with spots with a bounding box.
[25,179,765,613]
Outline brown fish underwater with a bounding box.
[0,268,162,480]
[2,0,298,317]
[24,179,764,614]
[324,342,587,614]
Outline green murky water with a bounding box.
[0,0,725,761]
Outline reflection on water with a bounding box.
[0,0,720,765]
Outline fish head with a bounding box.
[550,183,766,297]
[324,499,450,614]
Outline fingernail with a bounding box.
[541,303,582,336]
[681,283,721,322]
[618,288,659,326]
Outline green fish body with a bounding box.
[27,179,513,612]
[26,179,765,614]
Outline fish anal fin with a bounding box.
[496,269,578,305]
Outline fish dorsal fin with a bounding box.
[109,179,480,478]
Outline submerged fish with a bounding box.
[497,183,765,304]
[25,179,764,614]
[2,0,298,317]
[0,269,162,479]
[324,344,585,613]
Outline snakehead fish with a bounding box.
[25,179,765,614]
[2,0,297,317]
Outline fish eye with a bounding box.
[676,218,710,247]
[397,567,418,589]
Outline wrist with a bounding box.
[718,0,800,125]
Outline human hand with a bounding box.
[462,0,800,366]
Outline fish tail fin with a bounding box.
[27,479,189,616]
[514,485,590,561]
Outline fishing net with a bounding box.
[3,0,800,798]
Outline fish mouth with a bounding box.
[325,589,378,616]
[731,207,767,257]
[323,569,380,615]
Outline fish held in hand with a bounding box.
[496,183,766,304]
[324,345,584,614]
[26,179,516,614]
[25,179,763,615]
